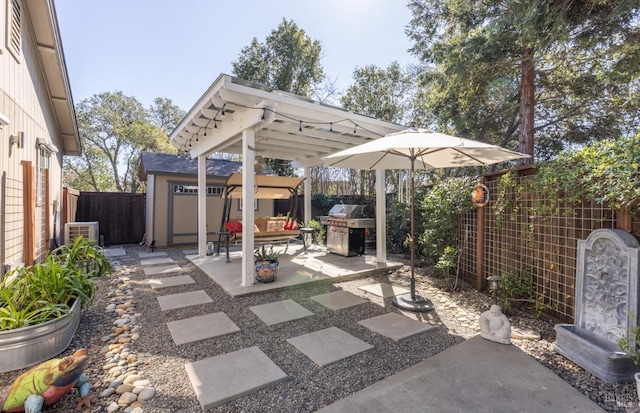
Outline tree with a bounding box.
[64,92,179,192]
[338,62,417,195]
[232,19,324,97]
[232,19,325,176]
[406,0,640,166]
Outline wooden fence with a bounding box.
[75,192,146,246]
[456,167,640,323]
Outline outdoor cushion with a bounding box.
[266,221,277,232]
[225,221,242,233]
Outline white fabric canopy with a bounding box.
[223,173,304,199]
[323,128,529,169]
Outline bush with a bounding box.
[418,177,475,265]
[0,237,110,330]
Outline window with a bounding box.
[6,0,21,61]
[173,184,223,196]
[36,145,51,207]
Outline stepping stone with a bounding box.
[287,327,374,367]
[249,299,314,326]
[359,282,409,298]
[138,251,168,259]
[311,291,368,311]
[185,346,288,410]
[140,257,174,266]
[103,248,126,258]
[157,290,213,311]
[143,264,182,276]
[358,313,436,341]
[167,312,240,345]
[149,275,195,289]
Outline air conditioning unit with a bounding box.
[65,222,99,245]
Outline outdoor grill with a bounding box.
[326,204,375,257]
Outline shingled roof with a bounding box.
[139,152,243,181]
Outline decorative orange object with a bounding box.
[471,183,489,207]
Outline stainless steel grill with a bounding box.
[326,204,375,256]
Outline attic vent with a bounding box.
[6,0,21,60]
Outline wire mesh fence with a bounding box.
[455,169,637,322]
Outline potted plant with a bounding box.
[254,245,279,283]
[0,236,110,372]
[617,318,640,398]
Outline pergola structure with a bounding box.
[169,74,405,286]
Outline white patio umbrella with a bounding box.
[323,126,530,312]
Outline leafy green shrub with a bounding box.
[435,246,458,290]
[386,200,411,254]
[418,177,475,265]
[0,236,110,330]
[306,219,325,245]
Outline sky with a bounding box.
[55,0,417,112]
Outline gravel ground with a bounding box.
[2,244,639,412]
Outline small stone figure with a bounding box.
[479,304,512,345]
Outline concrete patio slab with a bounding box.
[167,312,240,345]
[138,251,168,259]
[249,299,314,326]
[287,326,374,367]
[103,247,126,258]
[358,312,436,341]
[359,282,409,298]
[187,244,402,297]
[140,257,174,266]
[311,291,368,311]
[149,275,195,289]
[157,290,213,311]
[183,248,198,255]
[316,336,605,413]
[143,264,182,276]
[185,346,288,410]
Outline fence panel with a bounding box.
[456,169,627,322]
[75,192,146,245]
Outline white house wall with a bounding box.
[1,0,66,268]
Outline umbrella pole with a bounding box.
[392,157,434,312]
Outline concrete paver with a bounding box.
[157,290,213,311]
[137,251,168,259]
[149,275,195,289]
[358,312,436,341]
[140,257,174,266]
[287,326,374,367]
[316,335,605,413]
[143,264,182,276]
[359,282,409,298]
[311,291,368,311]
[103,248,126,258]
[185,346,288,410]
[167,312,240,345]
[249,299,314,326]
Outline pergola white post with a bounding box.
[241,129,255,287]
[304,165,311,224]
[197,154,207,257]
[376,169,387,263]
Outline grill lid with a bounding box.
[328,204,365,219]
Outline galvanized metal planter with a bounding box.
[0,298,81,373]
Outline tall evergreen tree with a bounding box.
[406,0,640,165]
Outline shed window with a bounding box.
[173,184,223,196]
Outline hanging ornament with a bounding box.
[471,183,489,207]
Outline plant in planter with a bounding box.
[0,236,110,372]
[618,317,640,401]
[254,245,279,283]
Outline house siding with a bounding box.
[1,0,67,269]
